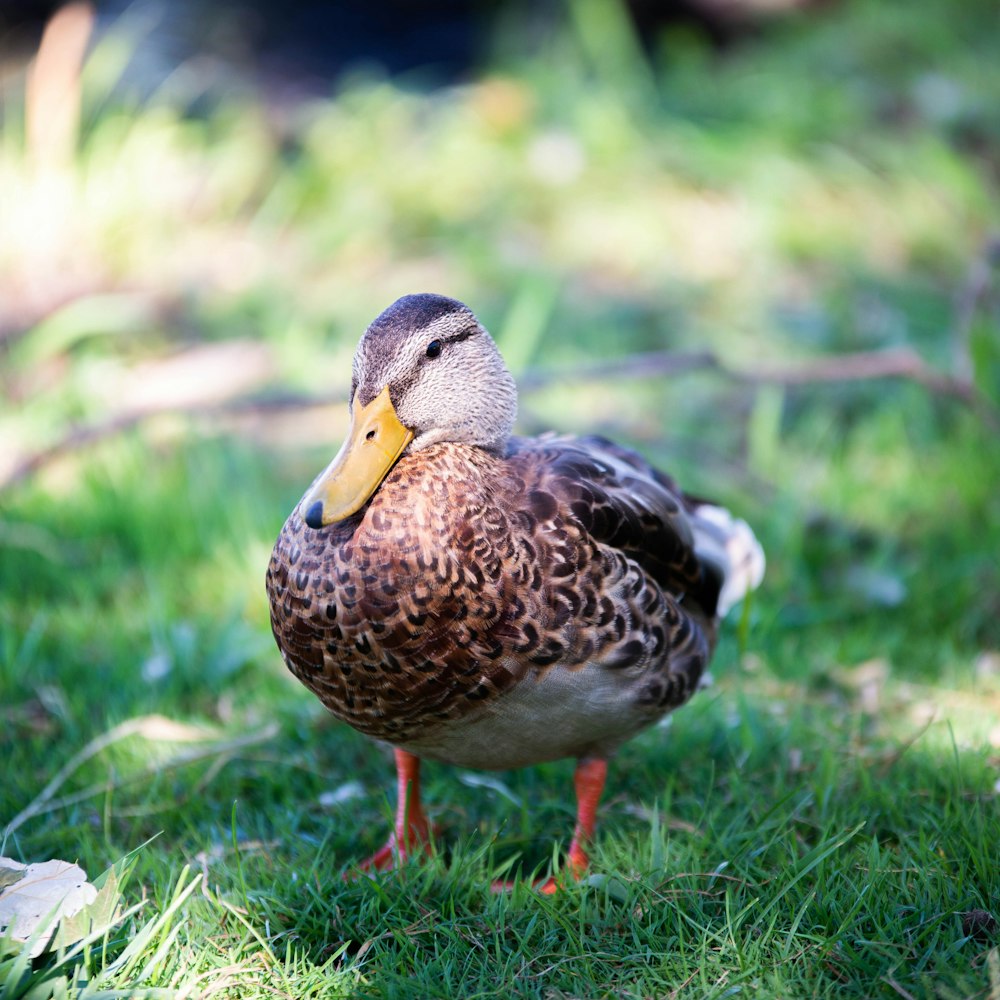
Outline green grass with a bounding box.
[2,0,1000,996]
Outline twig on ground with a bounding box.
[3,345,997,490]
[668,968,700,998]
[2,717,278,844]
[882,975,919,1000]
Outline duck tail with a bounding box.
[688,502,765,618]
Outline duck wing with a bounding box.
[506,433,723,618]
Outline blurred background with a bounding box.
[1,0,999,874]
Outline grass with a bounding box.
[2,0,1000,996]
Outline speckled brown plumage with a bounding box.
[268,432,721,767]
[265,293,764,881]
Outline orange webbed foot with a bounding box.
[346,749,435,877]
[492,756,607,895]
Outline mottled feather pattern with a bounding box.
[266,293,765,880]
[267,434,718,767]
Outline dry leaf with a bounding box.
[0,857,96,957]
[131,714,219,742]
[50,867,122,951]
[318,781,365,808]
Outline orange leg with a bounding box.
[491,756,608,894]
[536,756,608,894]
[568,756,609,873]
[355,749,433,873]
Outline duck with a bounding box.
[266,293,764,891]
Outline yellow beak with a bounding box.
[302,386,414,528]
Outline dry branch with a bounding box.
[2,346,996,490]
[2,717,279,843]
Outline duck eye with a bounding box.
[425,339,442,359]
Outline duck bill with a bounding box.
[302,386,413,528]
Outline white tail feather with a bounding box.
[690,503,765,618]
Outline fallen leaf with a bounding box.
[0,857,97,957]
[131,714,219,742]
[0,867,24,892]
[50,867,123,951]
[318,781,365,808]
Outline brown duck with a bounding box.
[267,293,764,890]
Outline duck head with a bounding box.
[303,294,517,528]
